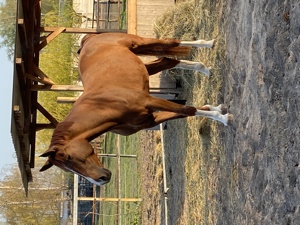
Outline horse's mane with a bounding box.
[50,121,74,147]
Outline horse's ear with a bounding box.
[40,159,53,172]
[39,147,57,157]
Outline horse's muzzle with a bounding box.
[100,168,112,184]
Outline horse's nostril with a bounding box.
[103,168,112,179]
[100,176,109,181]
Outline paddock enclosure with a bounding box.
[10,0,300,224]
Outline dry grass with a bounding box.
[152,0,228,224]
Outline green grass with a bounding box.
[99,133,142,225]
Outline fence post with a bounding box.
[73,175,79,225]
[160,124,169,225]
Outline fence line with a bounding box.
[117,134,121,225]
[72,134,141,225]
[160,124,169,225]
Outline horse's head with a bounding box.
[40,139,111,186]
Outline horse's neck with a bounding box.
[51,116,116,145]
[50,121,74,147]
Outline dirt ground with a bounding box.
[140,0,300,224]
[219,0,300,224]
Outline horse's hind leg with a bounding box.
[145,57,211,76]
[174,60,211,76]
[131,36,216,51]
[179,39,216,48]
[145,58,179,75]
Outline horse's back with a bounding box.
[78,37,149,92]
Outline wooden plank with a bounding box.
[32,64,55,85]
[32,84,182,93]
[34,102,59,127]
[37,27,66,52]
[150,93,176,100]
[31,84,84,91]
[13,106,32,182]
[57,93,176,103]
[138,0,174,6]
[149,78,176,89]
[36,123,56,131]
[23,73,55,85]
[17,19,28,47]
[57,97,77,103]
[15,58,25,73]
[77,197,142,202]
[136,0,174,38]
[127,0,137,34]
[40,27,126,34]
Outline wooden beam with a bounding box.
[23,73,55,85]
[35,123,56,131]
[36,27,66,52]
[127,0,137,34]
[77,197,142,202]
[57,97,78,103]
[32,85,182,94]
[17,19,28,47]
[98,154,137,158]
[32,64,55,85]
[13,105,32,183]
[34,102,59,127]
[40,27,127,34]
[31,84,84,91]
[57,94,177,103]
[15,58,25,73]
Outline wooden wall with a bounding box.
[128,0,174,37]
[128,0,178,100]
[137,0,174,38]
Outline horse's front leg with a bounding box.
[149,104,228,126]
[146,97,233,126]
[145,57,211,76]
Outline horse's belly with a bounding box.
[111,113,155,136]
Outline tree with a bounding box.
[0,0,68,60]
[0,162,72,225]
[0,0,17,60]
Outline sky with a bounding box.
[0,41,17,173]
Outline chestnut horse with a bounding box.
[40,33,233,185]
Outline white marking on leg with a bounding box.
[179,39,216,48]
[203,104,219,112]
[175,60,211,76]
[203,104,225,113]
[195,109,232,126]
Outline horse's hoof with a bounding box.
[219,104,228,114]
[225,113,234,126]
